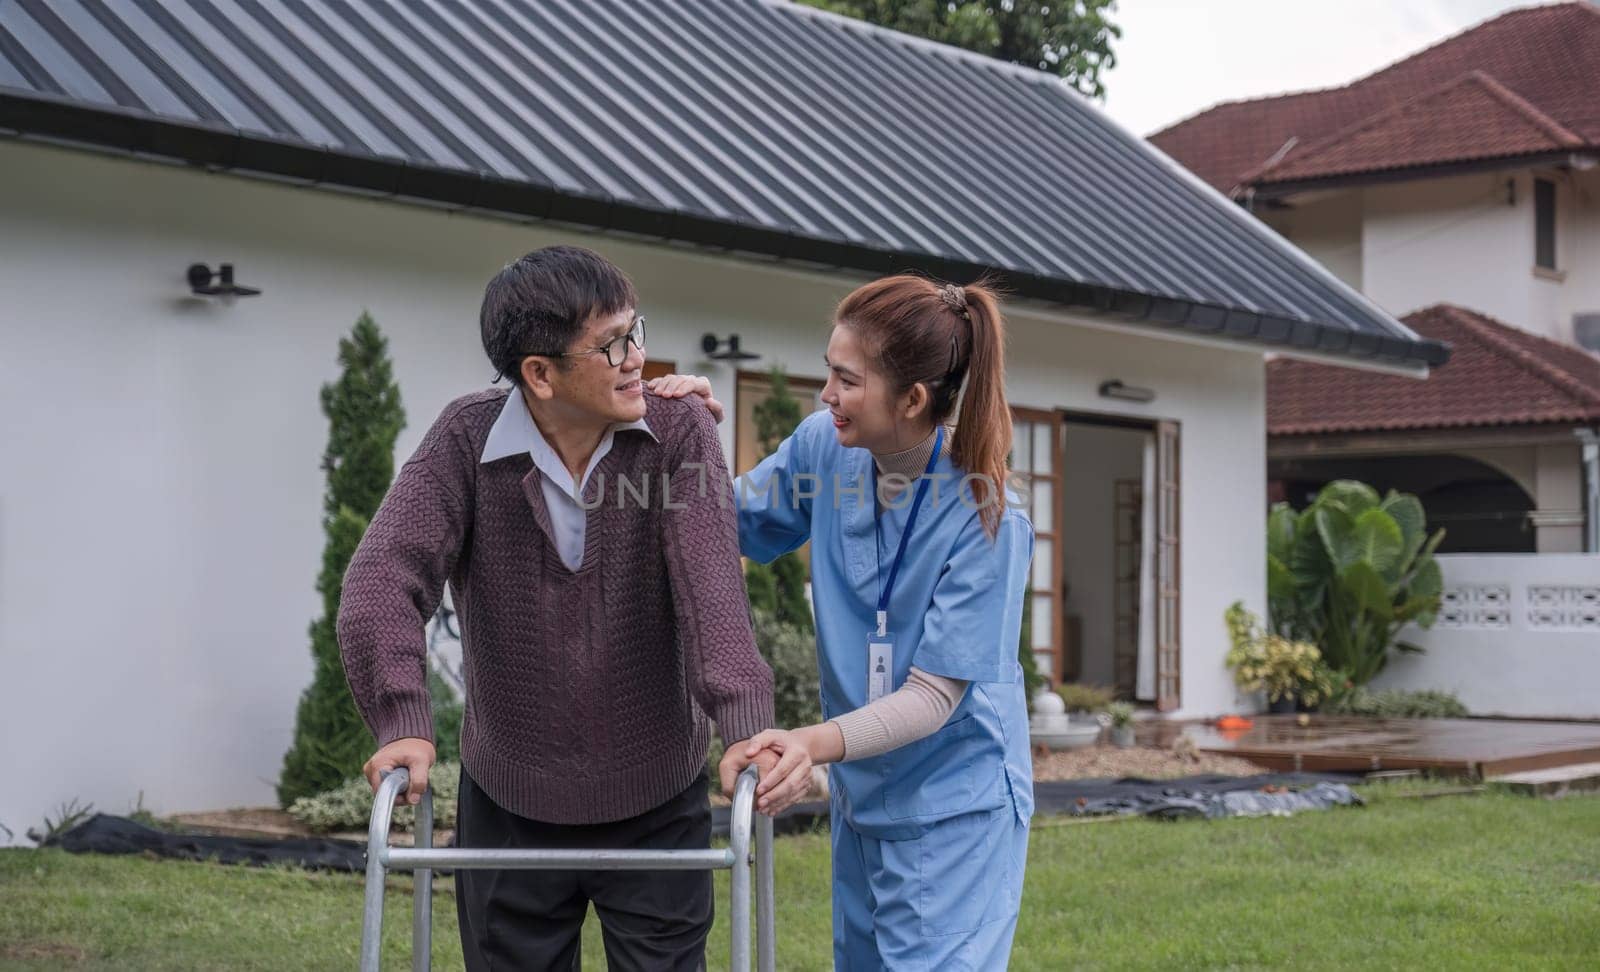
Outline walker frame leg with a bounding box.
[358,765,776,970]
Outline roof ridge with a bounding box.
[1237,71,1474,185]
[1468,70,1588,146]
[1435,304,1600,408]
[1158,1,1578,137]
[1242,69,1584,186]
[1344,2,1578,90]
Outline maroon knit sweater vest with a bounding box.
[338,389,773,824]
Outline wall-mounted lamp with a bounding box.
[187,263,261,297]
[701,333,760,361]
[1098,379,1156,404]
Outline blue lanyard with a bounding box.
[876,425,945,637]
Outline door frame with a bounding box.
[1039,407,1182,711]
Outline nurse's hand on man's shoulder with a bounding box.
[645,374,724,424]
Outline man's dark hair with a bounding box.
[480,246,637,385]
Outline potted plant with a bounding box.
[1055,682,1115,717]
[1225,602,1336,713]
[1105,701,1137,747]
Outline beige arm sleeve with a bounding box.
[829,667,968,762]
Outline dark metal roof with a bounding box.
[0,0,1449,368]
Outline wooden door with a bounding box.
[1155,420,1182,711]
[1010,408,1067,684]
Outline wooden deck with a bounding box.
[1142,716,1600,778]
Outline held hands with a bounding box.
[719,743,780,807]
[363,737,436,806]
[721,725,845,816]
[645,374,724,424]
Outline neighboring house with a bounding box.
[0,0,1443,840]
[1153,1,1600,351]
[1270,304,1600,555]
[1153,1,1600,719]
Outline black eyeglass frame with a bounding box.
[522,316,646,368]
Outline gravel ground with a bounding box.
[1033,744,1268,781]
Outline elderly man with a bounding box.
[338,245,773,971]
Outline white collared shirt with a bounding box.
[480,388,656,570]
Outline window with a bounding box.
[1535,178,1557,271]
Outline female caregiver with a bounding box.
[653,275,1034,969]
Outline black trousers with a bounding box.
[455,767,713,972]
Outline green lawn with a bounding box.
[2,786,1597,970]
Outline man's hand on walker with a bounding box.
[719,741,780,802]
[645,374,723,424]
[363,737,436,806]
[743,725,843,816]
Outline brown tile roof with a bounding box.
[1267,304,1600,434]
[1152,2,1600,193]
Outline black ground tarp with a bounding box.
[710,772,1364,834]
[46,775,1363,871]
[44,814,368,872]
[1035,772,1364,820]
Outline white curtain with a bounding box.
[1135,433,1158,701]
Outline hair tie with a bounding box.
[938,283,970,320]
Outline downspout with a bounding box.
[1580,428,1600,553]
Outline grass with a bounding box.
[2,785,1596,970]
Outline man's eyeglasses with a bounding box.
[526,316,646,368]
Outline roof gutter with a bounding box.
[0,90,1448,370]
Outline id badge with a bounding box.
[867,631,895,703]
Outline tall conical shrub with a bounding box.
[278,313,405,807]
[747,368,814,632]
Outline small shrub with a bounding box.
[288,763,460,833]
[1225,601,1336,707]
[705,736,725,795]
[1105,701,1135,729]
[428,666,463,764]
[1328,688,1468,719]
[1056,682,1115,713]
[713,606,822,792]
[750,606,822,730]
[1018,587,1044,709]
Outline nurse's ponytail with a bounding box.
[948,283,1012,538]
[833,275,1013,538]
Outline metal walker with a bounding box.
[359,765,776,971]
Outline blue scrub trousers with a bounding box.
[830,803,1030,971]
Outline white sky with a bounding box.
[1099,0,1560,136]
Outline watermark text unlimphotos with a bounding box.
[569,465,1032,512]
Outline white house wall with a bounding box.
[1561,167,1600,345]
[1533,442,1587,553]
[0,140,1266,842]
[1376,553,1600,719]
[1002,309,1267,722]
[1356,171,1590,343]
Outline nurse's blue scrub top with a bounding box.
[737,411,1036,840]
